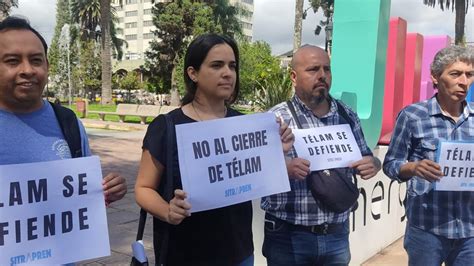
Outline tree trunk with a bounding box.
[170,64,180,106]
[454,0,466,45]
[100,0,113,104]
[293,0,304,54]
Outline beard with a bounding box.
[303,87,329,108]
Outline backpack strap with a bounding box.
[49,102,83,158]
[286,100,302,129]
[136,113,175,265]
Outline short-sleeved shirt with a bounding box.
[0,100,91,165]
[142,108,253,265]
[383,95,474,239]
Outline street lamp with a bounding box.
[325,19,333,53]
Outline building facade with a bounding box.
[112,0,254,71]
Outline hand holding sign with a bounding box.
[277,117,295,154]
[286,158,311,180]
[412,159,442,182]
[350,156,381,180]
[168,189,191,225]
[102,172,127,206]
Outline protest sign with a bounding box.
[292,124,362,171]
[0,156,110,265]
[176,112,290,212]
[435,141,474,191]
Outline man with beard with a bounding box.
[261,45,380,265]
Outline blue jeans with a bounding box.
[262,214,350,266]
[236,254,254,266]
[404,224,474,266]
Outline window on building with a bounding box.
[240,22,252,30]
[144,8,152,15]
[125,10,138,17]
[242,0,253,4]
[143,32,155,39]
[143,20,154,27]
[125,34,137,40]
[126,0,138,4]
[125,22,137,28]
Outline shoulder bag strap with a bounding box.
[334,99,354,130]
[157,113,175,265]
[334,99,358,185]
[135,113,175,248]
[286,100,302,129]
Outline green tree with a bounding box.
[49,0,74,93]
[203,0,246,37]
[239,41,281,101]
[309,0,334,17]
[117,71,143,102]
[145,0,217,105]
[423,0,471,45]
[0,0,17,19]
[254,70,293,111]
[73,41,102,101]
[145,0,246,104]
[70,0,125,104]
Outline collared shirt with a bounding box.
[261,95,373,226]
[383,95,474,239]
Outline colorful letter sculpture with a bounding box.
[331,0,391,149]
[419,35,451,100]
[379,17,407,145]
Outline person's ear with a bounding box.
[431,74,439,88]
[290,70,297,87]
[187,66,198,83]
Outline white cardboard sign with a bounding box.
[0,156,110,265]
[435,141,474,191]
[292,124,362,171]
[176,113,290,213]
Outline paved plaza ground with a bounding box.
[78,119,407,265]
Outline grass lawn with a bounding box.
[65,102,254,124]
[65,103,155,124]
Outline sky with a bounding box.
[10,0,474,55]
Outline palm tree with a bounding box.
[423,0,471,45]
[100,0,113,104]
[202,0,245,37]
[71,0,124,104]
[293,0,304,54]
[72,0,101,40]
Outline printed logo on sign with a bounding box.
[10,249,52,265]
[224,184,252,197]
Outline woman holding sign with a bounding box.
[135,34,293,265]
